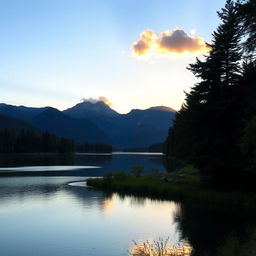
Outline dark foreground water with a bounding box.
[0,153,255,256]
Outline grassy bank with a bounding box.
[87,166,256,211]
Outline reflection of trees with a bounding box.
[0,177,110,211]
[0,183,60,203]
[0,153,75,167]
[0,153,114,176]
[0,153,113,168]
[74,153,112,166]
[173,203,256,256]
[129,196,147,207]
[149,155,169,172]
[65,185,112,210]
[163,157,184,172]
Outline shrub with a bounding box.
[130,237,192,256]
[113,171,127,181]
[103,172,113,180]
[151,168,160,175]
[130,166,144,177]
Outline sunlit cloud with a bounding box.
[132,28,209,57]
[99,96,113,107]
[132,30,158,56]
[190,29,197,35]
[81,96,113,106]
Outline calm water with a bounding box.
[0,153,255,256]
[0,152,167,176]
[0,176,182,256]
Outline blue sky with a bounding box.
[0,0,226,113]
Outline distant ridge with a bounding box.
[0,103,49,121]
[31,107,110,144]
[64,101,119,119]
[148,106,176,112]
[0,114,39,131]
[64,101,176,148]
[0,101,176,148]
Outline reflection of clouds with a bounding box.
[101,196,116,216]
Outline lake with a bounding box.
[0,153,255,256]
[0,152,167,176]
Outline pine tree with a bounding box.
[237,0,256,59]
[165,0,245,187]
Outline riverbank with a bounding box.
[86,167,256,212]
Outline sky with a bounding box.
[0,0,226,113]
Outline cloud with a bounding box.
[132,28,209,56]
[132,30,158,56]
[82,96,113,106]
[98,96,113,107]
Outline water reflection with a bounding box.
[130,240,192,256]
[174,203,256,256]
[0,153,75,167]
[0,171,254,256]
[0,177,105,208]
[101,196,116,216]
[66,185,256,256]
[0,152,168,176]
[0,176,181,256]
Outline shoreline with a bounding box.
[86,172,256,213]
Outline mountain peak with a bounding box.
[63,100,119,119]
[148,106,176,112]
[128,105,176,115]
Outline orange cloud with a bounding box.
[132,28,209,56]
[99,96,113,107]
[82,96,113,106]
[132,30,158,56]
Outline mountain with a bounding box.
[0,103,48,121]
[31,107,109,144]
[0,104,109,144]
[148,106,176,112]
[64,101,176,148]
[122,106,175,130]
[0,101,175,148]
[114,107,175,148]
[0,114,39,132]
[63,101,119,120]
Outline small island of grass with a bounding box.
[87,165,256,211]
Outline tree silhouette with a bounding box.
[164,0,256,189]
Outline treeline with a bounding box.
[0,128,112,153]
[76,143,112,153]
[164,0,256,189]
[148,143,163,152]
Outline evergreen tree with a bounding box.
[237,0,256,59]
[165,0,246,188]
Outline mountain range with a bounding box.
[0,101,175,149]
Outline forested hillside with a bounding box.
[0,114,112,153]
[164,0,256,189]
